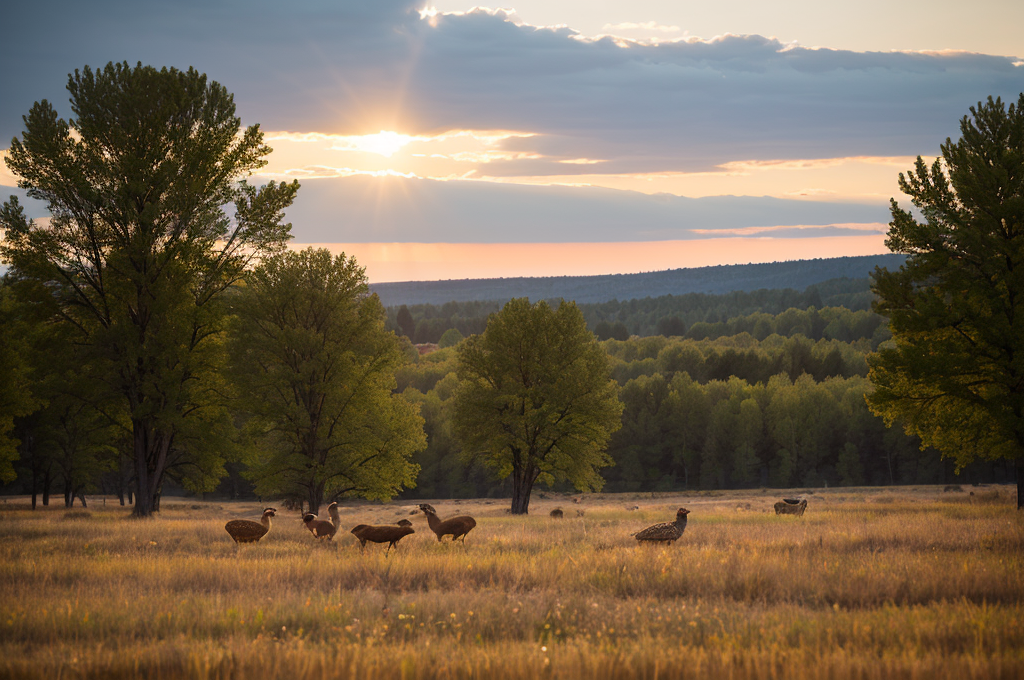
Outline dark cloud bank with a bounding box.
[3,0,1022,167]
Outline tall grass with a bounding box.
[1,487,1021,679]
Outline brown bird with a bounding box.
[634,508,690,544]
[225,507,277,543]
[302,502,340,540]
[350,523,415,553]
[549,508,564,519]
[774,499,807,516]
[396,518,413,527]
[419,503,476,543]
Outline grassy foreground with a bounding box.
[1,486,1022,679]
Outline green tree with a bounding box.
[397,305,415,339]
[866,94,1024,508]
[438,327,464,349]
[0,62,298,516]
[0,283,42,483]
[230,248,424,513]
[453,299,623,514]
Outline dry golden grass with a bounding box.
[1,486,1022,679]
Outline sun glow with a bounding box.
[335,131,415,158]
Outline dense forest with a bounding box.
[392,323,1014,501]
[388,276,887,345]
[4,277,1013,508]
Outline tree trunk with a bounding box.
[1017,458,1023,511]
[132,423,172,517]
[510,464,538,515]
[42,467,51,506]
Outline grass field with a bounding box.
[1,486,1022,679]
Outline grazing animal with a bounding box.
[549,508,563,519]
[350,523,415,553]
[774,499,807,515]
[225,507,277,543]
[634,508,690,544]
[302,502,340,540]
[419,503,476,543]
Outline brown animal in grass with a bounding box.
[396,518,413,527]
[301,502,340,540]
[350,523,415,553]
[549,508,563,519]
[633,508,690,544]
[418,503,476,543]
[225,507,277,543]
[774,499,807,516]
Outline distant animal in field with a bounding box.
[627,505,639,511]
[302,502,340,540]
[550,508,563,519]
[225,507,277,543]
[774,498,807,516]
[576,509,585,517]
[350,523,415,553]
[396,518,413,527]
[573,496,582,504]
[633,508,690,544]
[419,503,476,543]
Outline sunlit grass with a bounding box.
[1,486,1021,679]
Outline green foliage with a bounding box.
[0,283,41,482]
[230,248,424,512]
[437,327,464,349]
[0,62,297,514]
[387,278,889,345]
[453,299,623,513]
[867,95,1024,487]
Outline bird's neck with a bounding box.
[262,514,272,529]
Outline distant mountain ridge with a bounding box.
[370,254,906,307]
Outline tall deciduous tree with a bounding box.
[866,94,1024,508]
[230,248,424,513]
[0,283,40,483]
[453,298,623,514]
[0,62,298,515]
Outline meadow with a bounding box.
[1,486,1022,679]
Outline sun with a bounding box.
[341,131,415,158]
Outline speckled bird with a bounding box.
[224,507,277,543]
[634,508,690,544]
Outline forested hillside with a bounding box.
[371,254,905,307]
[389,276,888,345]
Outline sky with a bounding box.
[1,0,1022,282]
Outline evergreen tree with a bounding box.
[866,94,1024,508]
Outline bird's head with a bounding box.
[418,503,437,516]
[263,507,277,518]
[677,508,690,518]
[397,518,413,527]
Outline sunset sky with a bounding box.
[2,0,1022,282]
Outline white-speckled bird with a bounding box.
[634,508,690,544]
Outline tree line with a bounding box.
[394,335,1013,501]
[388,278,887,346]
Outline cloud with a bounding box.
[2,0,1021,175]
[276,174,890,243]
